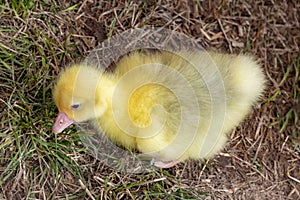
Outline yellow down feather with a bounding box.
[53,51,266,168]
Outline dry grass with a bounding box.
[0,0,299,199]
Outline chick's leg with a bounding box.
[153,159,180,168]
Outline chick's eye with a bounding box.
[71,103,80,110]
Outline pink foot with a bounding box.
[153,159,180,168]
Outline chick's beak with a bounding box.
[53,112,74,133]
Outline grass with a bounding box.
[1,0,300,199]
[268,54,299,139]
[0,0,86,197]
[0,1,204,198]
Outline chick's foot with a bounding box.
[153,159,180,168]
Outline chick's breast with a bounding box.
[129,84,182,155]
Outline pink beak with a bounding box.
[52,112,74,133]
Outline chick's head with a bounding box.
[52,64,108,133]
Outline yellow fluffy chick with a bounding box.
[53,51,266,168]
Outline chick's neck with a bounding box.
[96,73,117,108]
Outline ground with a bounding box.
[0,0,299,199]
